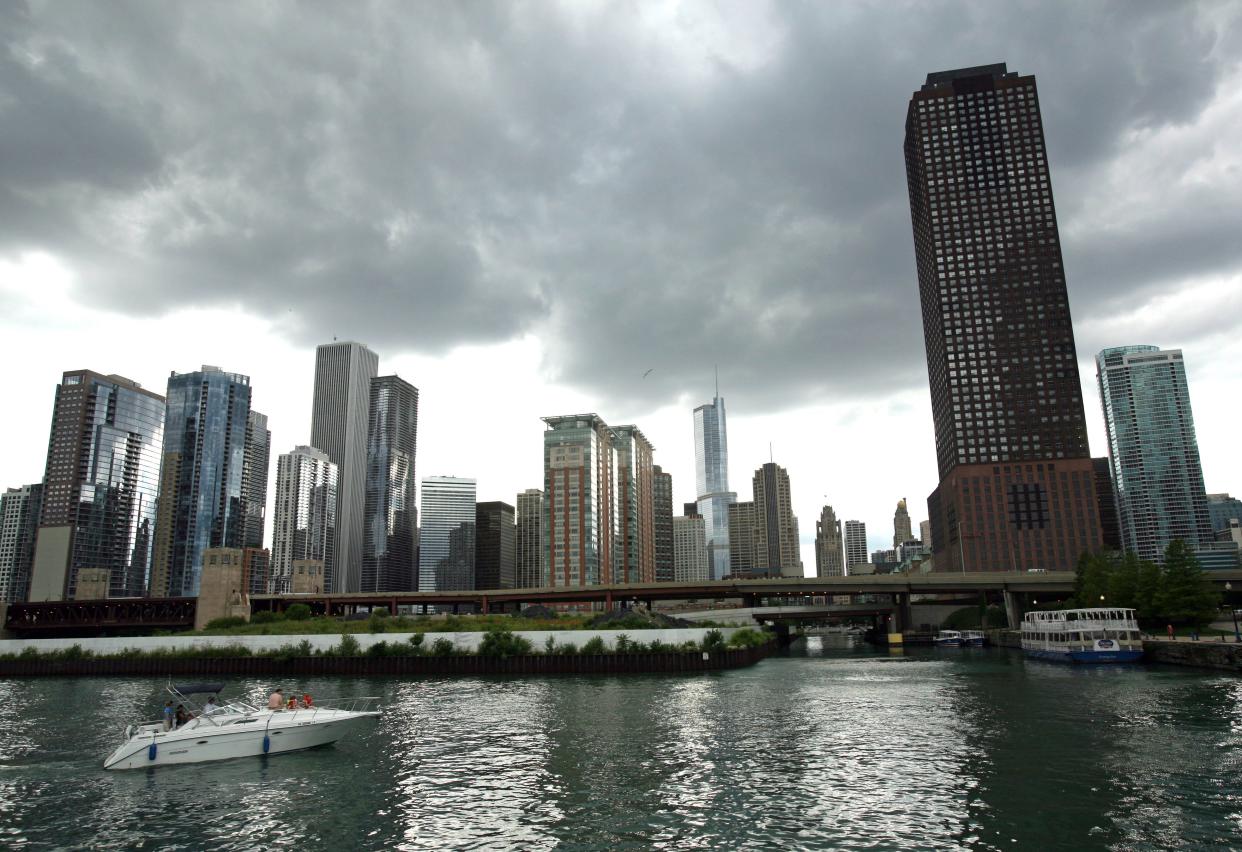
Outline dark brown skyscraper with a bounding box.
[475,501,516,590]
[652,465,674,582]
[904,63,1101,572]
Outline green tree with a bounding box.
[1157,540,1219,626]
[285,603,312,621]
[1106,551,1139,609]
[1073,551,1110,607]
[1134,556,1163,621]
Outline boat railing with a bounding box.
[272,696,382,722]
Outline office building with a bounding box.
[242,410,270,550]
[653,465,675,583]
[905,63,1102,572]
[29,371,165,601]
[1097,346,1212,563]
[0,484,42,603]
[361,375,418,592]
[1092,457,1122,551]
[694,392,737,580]
[893,498,913,549]
[844,520,868,572]
[310,341,379,593]
[815,504,845,578]
[542,414,616,587]
[724,463,801,578]
[271,446,337,594]
[612,424,656,584]
[515,488,545,588]
[419,476,477,592]
[149,367,252,598]
[242,547,270,597]
[727,501,757,577]
[475,501,516,590]
[1207,494,1242,536]
[673,514,710,582]
[919,519,932,550]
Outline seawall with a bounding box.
[1141,639,1242,673]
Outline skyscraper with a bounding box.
[1092,457,1122,551]
[475,501,516,590]
[726,463,801,578]
[515,488,545,588]
[242,410,270,550]
[361,375,418,592]
[694,391,737,580]
[612,424,656,584]
[419,476,477,592]
[727,501,757,577]
[0,484,42,603]
[652,465,675,583]
[150,366,252,598]
[919,519,932,551]
[892,498,913,548]
[271,446,337,594]
[1207,494,1242,536]
[673,513,709,582]
[844,520,868,572]
[1097,346,1212,563]
[310,341,379,593]
[905,63,1102,572]
[543,414,616,587]
[815,504,845,578]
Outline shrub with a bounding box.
[581,636,607,655]
[285,603,312,622]
[430,638,456,657]
[366,640,390,657]
[614,633,637,653]
[478,628,534,658]
[205,616,248,630]
[250,610,279,624]
[726,628,768,649]
[701,629,726,652]
[334,634,361,656]
[371,606,390,619]
[409,633,426,651]
[645,639,674,653]
[555,641,579,655]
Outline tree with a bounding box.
[1106,551,1139,609]
[1073,551,1110,607]
[1134,556,1163,622]
[1157,540,1219,627]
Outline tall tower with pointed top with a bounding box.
[693,378,737,580]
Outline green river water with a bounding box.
[1,638,1240,850]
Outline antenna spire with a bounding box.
[714,364,719,399]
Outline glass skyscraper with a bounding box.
[419,476,477,592]
[271,445,337,594]
[241,410,270,550]
[29,370,165,600]
[0,483,42,602]
[693,394,736,580]
[1097,346,1213,563]
[151,366,252,597]
[515,488,545,589]
[361,375,418,592]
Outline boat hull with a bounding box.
[103,711,377,770]
[1023,647,1144,664]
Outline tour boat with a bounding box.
[103,683,380,770]
[961,630,986,647]
[934,630,963,647]
[1020,608,1143,663]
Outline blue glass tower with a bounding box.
[694,389,736,580]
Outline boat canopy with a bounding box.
[171,682,225,696]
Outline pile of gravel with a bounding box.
[516,605,559,620]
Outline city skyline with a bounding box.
[3,5,1242,572]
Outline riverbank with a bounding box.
[986,628,1242,673]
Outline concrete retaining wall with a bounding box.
[1142,639,1242,673]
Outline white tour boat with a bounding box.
[103,683,380,770]
[961,630,986,647]
[934,630,963,647]
[1021,607,1143,663]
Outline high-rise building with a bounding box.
[673,514,710,582]
[29,371,165,601]
[150,366,252,598]
[543,414,616,587]
[515,488,545,588]
[1097,346,1212,564]
[652,465,674,583]
[684,502,699,517]
[727,501,757,577]
[905,63,1101,572]
[612,425,656,584]
[815,504,845,578]
[693,391,737,580]
[0,484,42,603]
[1207,494,1242,536]
[919,519,932,551]
[419,476,477,592]
[893,498,912,549]
[242,547,270,597]
[361,375,418,592]
[310,341,379,593]
[844,520,868,572]
[752,463,801,577]
[1092,457,1122,551]
[475,501,516,590]
[242,410,270,550]
[271,446,337,594]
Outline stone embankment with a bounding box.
[1141,639,1242,673]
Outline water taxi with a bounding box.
[961,630,986,647]
[1021,608,1143,663]
[934,630,963,647]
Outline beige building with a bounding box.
[815,505,845,578]
[515,489,545,589]
[893,498,913,548]
[194,548,250,630]
[727,501,757,577]
[673,514,709,582]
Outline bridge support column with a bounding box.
[481,595,489,615]
[891,593,912,633]
[1002,590,1020,630]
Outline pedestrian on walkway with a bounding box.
[1167,623,1175,641]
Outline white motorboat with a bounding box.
[103,682,380,770]
[934,630,963,647]
[961,630,986,647]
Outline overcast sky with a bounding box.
[3,1,1241,568]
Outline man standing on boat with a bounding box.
[267,689,285,710]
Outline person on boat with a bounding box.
[174,705,190,727]
[287,695,301,710]
[163,700,175,731]
[302,694,313,708]
[203,695,221,716]
[267,688,285,710]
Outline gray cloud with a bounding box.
[2,0,1240,410]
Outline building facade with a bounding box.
[310,341,379,593]
[905,63,1102,572]
[270,445,337,594]
[475,501,516,590]
[543,414,616,587]
[242,410,270,550]
[419,476,477,592]
[727,501,757,577]
[844,520,868,572]
[1208,494,1242,536]
[693,394,737,580]
[0,484,42,603]
[1092,456,1122,551]
[1097,346,1213,564]
[29,371,165,601]
[673,514,710,582]
[815,504,845,578]
[893,499,913,549]
[752,463,801,577]
[361,375,418,592]
[149,367,252,598]
[652,465,675,583]
[515,488,545,588]
[612,425,656,584]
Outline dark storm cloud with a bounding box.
[1,0,1239,409]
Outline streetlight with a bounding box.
[1227,583,1240,643]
